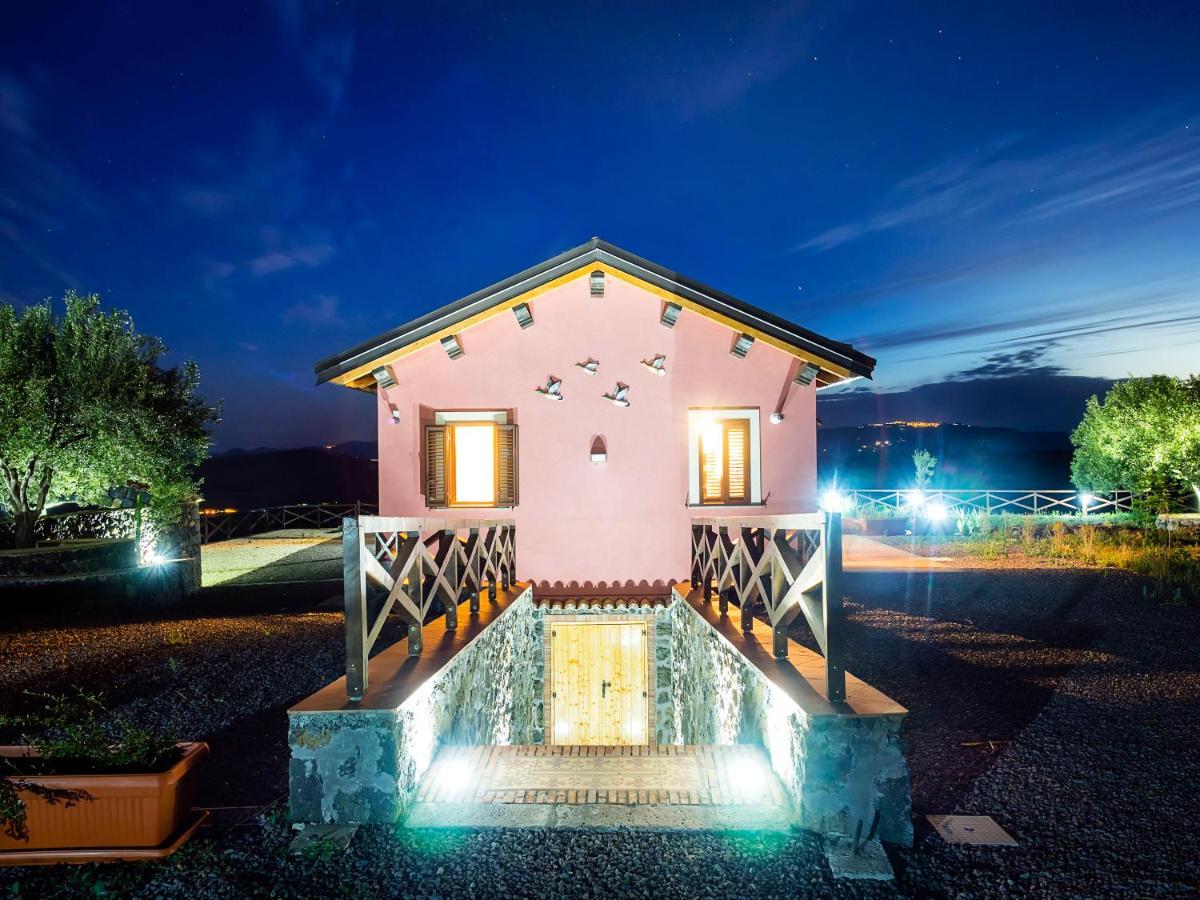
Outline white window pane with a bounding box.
[453,424,495,503]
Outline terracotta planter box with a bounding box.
[0,742,208,864]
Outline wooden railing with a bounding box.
[846,489,1135,516]
[343,516,516,701]
[199,502,377,544]
[690,511,846,703]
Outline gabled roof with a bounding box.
[315,238,875,389]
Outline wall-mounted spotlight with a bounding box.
[575,358,599,376]
[660,302,681,328]
[371,365,396,389]
[512,303,534,329]
[440,334,464,360]
[730,333,754,358]
[590,270,605,297]
[794,363,819,386]
[769,412,785,424]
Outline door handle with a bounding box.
[601,679,612,698]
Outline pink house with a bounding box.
[315,239,874,592]
[297,240,911,842]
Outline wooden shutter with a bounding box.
[423,424,448,508]
[725,420,750,503]
[698,418,751,504]
[700,427,724,503]
[495,424,518,507]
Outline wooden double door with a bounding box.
[550,622,648,745]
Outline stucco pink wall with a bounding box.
[376,273,818,588]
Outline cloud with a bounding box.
[634,1,827,119]
[842,272,1200,370]
[270,0,356,107]
[948,345,1064,381]
[178,187,235,217]
[795,115,1200,252]
[0,71,104,291]
[250,242,335,275]
[282,294,343,328]
[237,341,259,352]
[0,73,34,138]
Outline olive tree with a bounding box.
[0,292,217,547]
[912,449,937,489]
[1071,375,1200,511]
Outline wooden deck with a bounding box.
[416,743,787,806]
[290,583,531,713]
[674,583,906,718]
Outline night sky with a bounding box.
[2,2,1198,450]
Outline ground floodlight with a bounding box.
[923,501,949,523]
[820,488,848,513]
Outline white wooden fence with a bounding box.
[846,490,1134,516]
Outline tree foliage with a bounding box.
[912,449,938,488]
[0,292,217,546]
[1071,375,1200,510]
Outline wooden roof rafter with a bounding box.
[315,238,875,391]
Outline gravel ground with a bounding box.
[201,530,343,588]
[2,561,1198,897]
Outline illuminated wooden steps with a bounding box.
[414,743,788,806]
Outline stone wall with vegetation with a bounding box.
[0,508,139,549]
[289,588,542,824]
[0,505,201,591]
[667,597,913,845]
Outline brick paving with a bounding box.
[416,744,786,806]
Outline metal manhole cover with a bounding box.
[927,815,1017,846]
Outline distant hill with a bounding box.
[199,425,1075,509]
[198,443,378,510]
[818,423,1074,490]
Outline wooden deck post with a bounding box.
[467,527,481,612]
[823,510,846,703]
[399,532,424,656]
[702,525,714,601]
[343,517,369,701]
[739,526,756,633]
[443,528,459,632]
[486,526,498,600]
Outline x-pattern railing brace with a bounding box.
[690,511,846,704]
[342,515,516,701]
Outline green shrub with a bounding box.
[0,691,179,840]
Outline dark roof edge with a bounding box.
[315,238,875,384]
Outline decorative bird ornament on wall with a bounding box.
[536,376,564,400]
[603,383,631,407]
[641,354,667,376]
[575,358,600,376]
